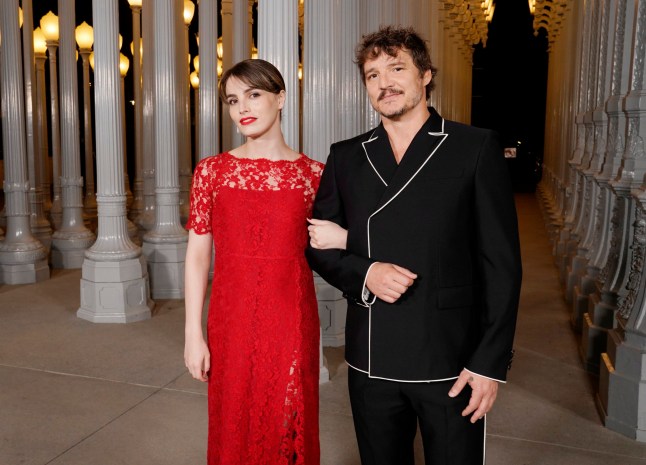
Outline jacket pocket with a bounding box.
[437,284,474,309]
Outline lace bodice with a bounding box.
[186,152,324,235]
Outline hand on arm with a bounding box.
[184,230,213,382]
[448,369,499,423]
[307,218,348,250]
[366,262,417,304]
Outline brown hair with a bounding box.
[355,26,438,98]
[218,59,286,102]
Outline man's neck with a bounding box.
[382,105,430,163]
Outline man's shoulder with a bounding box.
[331,128,378,152]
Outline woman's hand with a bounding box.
[184,332,210,382]
[308,218,348,250]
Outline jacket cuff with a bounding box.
[361,262,379,306]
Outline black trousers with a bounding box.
[348,368,485,465]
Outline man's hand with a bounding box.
[448,369,498,423]
[366,262,417,303]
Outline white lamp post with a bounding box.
[40,11,63,229]
[75,21,97,228]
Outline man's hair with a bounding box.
[355,26,438,99]
[218,59,286,102]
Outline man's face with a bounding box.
[363,48,432,120]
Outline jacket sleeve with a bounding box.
[465,131,523,382]
[305,145,376,302]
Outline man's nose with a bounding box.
[379,74,393,89]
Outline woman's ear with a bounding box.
[277,90,286,110]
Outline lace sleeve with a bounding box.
[186,157,216,234]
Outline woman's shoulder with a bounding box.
[194,153,229,172]
[299,153,325,175]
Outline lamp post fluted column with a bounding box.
[179,0,195,224]
[258,0,300,151]
[142,0,188,299]
[34,28,53,223]
[0,0,49,284]
[79,0,154,323]
[129,1,145,226]
[22,0,52,251]
[197,0,219,159]
[76,21,98,231]
[41,11,63,230]
[140,0,156,232]
[50,0,96,269]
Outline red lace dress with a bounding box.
[186,152,323,465]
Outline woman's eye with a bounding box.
[250,92,260,98]
[227,99,237,105]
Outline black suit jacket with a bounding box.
[306,108,522,382]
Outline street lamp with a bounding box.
[33,27,52,213]
[128,0,144,223]
[184,0,195,25]
[75,21,97,224]
[119,53,133,208]
[40,11,62,229]
[190,70,199,159]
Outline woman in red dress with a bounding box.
[184,59,340,465]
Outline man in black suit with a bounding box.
[306,26,522,465]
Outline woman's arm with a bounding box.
[307,218,348,250]
[184,230,213,382]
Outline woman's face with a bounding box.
[224,76,285,139]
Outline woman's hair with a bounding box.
[218,59,286,102]
[355,26,438,98]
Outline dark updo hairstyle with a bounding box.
[355,26,438,99]
[218,58,286,102]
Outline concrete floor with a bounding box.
[2,193,646,464]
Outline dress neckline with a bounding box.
[223,151,304,163]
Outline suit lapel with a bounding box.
[361,126,398,186]
[370,108,449,216]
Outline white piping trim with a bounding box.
[464,368,506,384]
[483,414,487,465]
[366,129,448,258]
[362,118,453,382]
[361,131,388,187]
[348,362,460,383]
[361,262,379,306]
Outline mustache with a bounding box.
[378,89,404,101]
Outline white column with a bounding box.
[119,63,141,244]
[359,0,381,131]
[221,0,234,151]
[45,38,63,230]
[179,4,193,224]
[141,0,156,231]
[0,0,49,284]
[337,0,363,143]
[78,0,154,324]
[35,47,53,230]
[130,3,145,226]
[22,0,52,251]
[258,0,300,151]
[230,0,251,148]
[51,0,96,269]
[79,49,97,231]
[142,0,188,299]
[198,0,219,159]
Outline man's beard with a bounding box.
[375,89,423,120]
